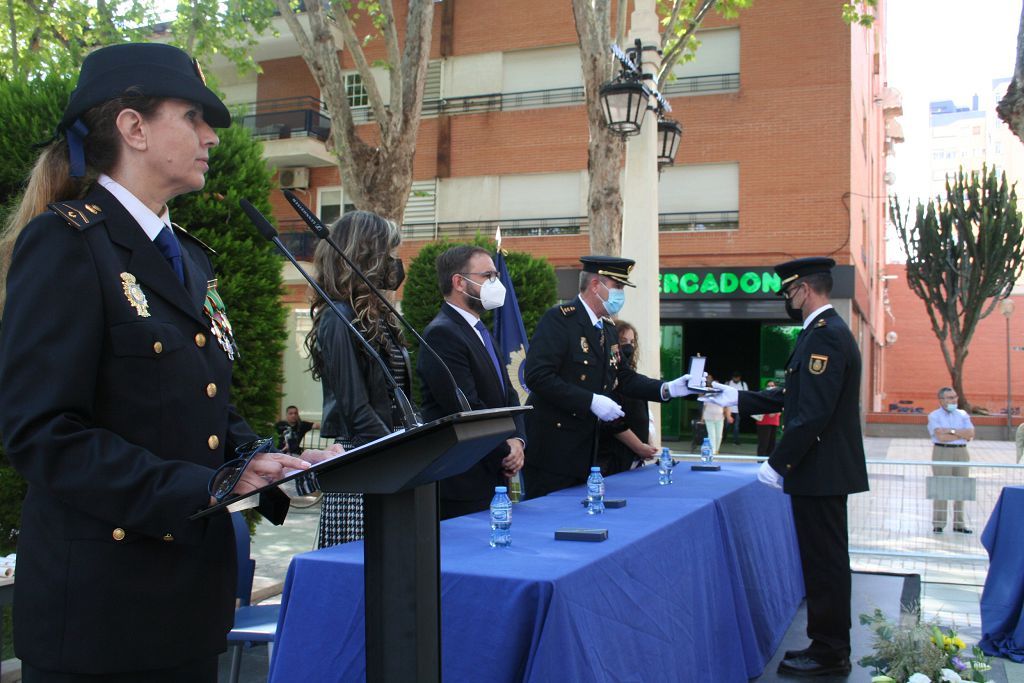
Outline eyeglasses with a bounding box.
[208,437,274,503]
[782,283,804,300]
[459,271,499,283]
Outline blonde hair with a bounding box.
[305,210,404,381]
[0,93,161,314]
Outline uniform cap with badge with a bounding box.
[774,256,836,294]
[58,43,230,177]
[579,255,637,287]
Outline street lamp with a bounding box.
[598,78,649,136]
[656,118,683,168]
[1001,297,1015,440]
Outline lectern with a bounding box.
[193,406,527,683]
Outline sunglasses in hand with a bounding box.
[208,437,275,503]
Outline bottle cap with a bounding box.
[590,466,601,472]
[495,486,508,493]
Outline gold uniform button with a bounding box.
[584,360,589,365]
[195,333,207,347]
[206,383,218,398]
[162,533,174,542]
[112,528,126,541]
[555,422,562,428]
[208,435,220,450]
[580,374,587,381]
[153,341,163,354]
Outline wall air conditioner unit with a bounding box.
[279,167,310,190]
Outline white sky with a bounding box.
[885,0,1021,226]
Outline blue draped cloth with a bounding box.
[268,463,803,682]
[980,485,1024,662]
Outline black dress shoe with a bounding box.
[778,655,852,677]
[954,526,973,534]
[933,527,944,533]
[783,647,811,660]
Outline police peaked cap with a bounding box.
[774,256,836,294]
[60,43,231,131]
[580,255,636,287]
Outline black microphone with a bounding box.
[282,190,473,414]
[239,199,419,429]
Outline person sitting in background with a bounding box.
[275,405,320,455]
[927,387,974,534]
[752,380,782,458]
[596,320,659,474]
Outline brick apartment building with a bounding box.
[207,0,895,439]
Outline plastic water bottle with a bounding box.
[489,486,512,547]
[700,437,713,464]
[586,467,605,515]
[658,447,674,485]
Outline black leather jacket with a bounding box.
[317,301,411,447]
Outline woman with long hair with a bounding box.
[305,209,410,547]
[0,43,314,682]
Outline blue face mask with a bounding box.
[600,282,626,316]
[944,402,958,413]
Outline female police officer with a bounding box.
[0,43,316,682]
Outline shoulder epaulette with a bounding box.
[48,201,104,231]
[559,304,577,316]
[815,318,827,328]
[172,223,217,255]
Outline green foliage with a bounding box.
[1,0,276,83]
[891,164,1024,410]
[402,235,557,401]
[656,0,753,85]
[0,75,74,205]
[858,609,993,682]
[0,446,26,555]
[842,1,878,27]
[169,124,286,437]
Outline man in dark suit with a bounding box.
[709,257,869,677]
[418,245,526,518]
[522,255,694,498]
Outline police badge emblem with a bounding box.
[580,336,589,354]
[809,354,829,375]
[120,272,150,317]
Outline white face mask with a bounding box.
[465,276,506,310]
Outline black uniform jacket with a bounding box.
[417,303,525,502]
[0,186,286,674]
[317,300,411,446]
[523,298,664,477]
[738,307,869,496]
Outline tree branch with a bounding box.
[330,2,390,132]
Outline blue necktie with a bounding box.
[154,226,184,284]
[474,320,504,389]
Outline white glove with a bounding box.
[757,461,783,490]
[590,394,625,421]
[665,373,694,398]
[705,381,738,408]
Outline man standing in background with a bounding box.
[275,405,319,456]
[927,387,974,534]
[727,371,748,445]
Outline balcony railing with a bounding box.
[234,73,741,132]
[235,97,331,141]
[397,211,739,241]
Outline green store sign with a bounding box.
[659,268,782,299]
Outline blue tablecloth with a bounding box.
[980,485,1024,662]
[268,464,803,682]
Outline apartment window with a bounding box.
[345,73,368,108]
[319,188,355,225]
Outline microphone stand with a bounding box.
[282,189,473,413]
[239,199,418,429]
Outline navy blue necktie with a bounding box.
[474,320,504,389]
[154,226,184,284]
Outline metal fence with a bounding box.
[667,453,1021,585]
